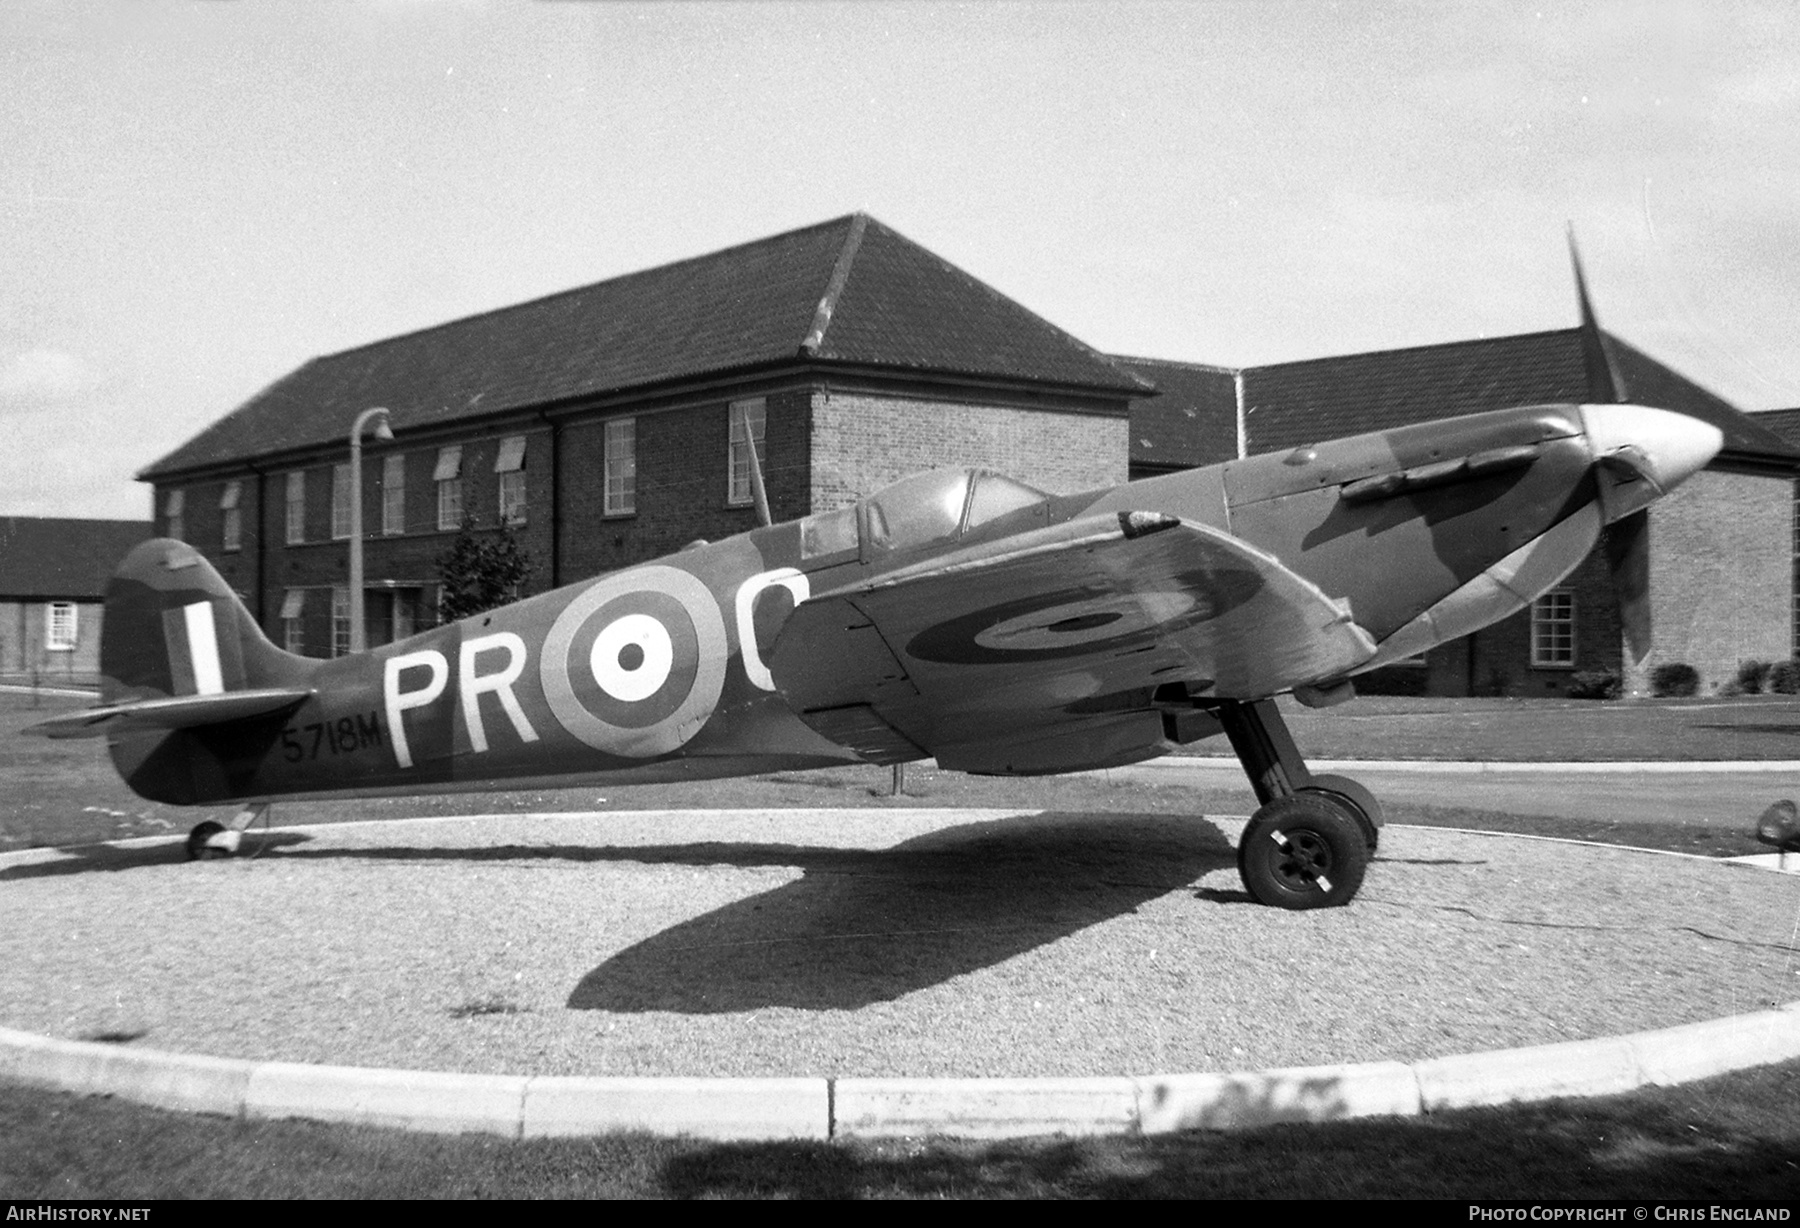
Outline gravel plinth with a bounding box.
[2,808,1794,1080]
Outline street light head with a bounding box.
[373,419,395,443]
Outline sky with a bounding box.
[4,0,1799,520]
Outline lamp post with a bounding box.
[348,407,394,654]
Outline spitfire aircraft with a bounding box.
[28,253,1724,909]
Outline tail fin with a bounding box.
[26,539,313,739]
[99,538,308,703]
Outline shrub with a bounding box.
[1566,669,1622,700]
[1650,662,1700,698]
[1735,659,1772,695]
[1769,660,1800,694]
[436,519,533,622]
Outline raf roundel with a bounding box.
[539,566,728,757]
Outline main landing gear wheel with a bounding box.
[1297,772,1382,851]
[1237,795,1369,909]
[186,821,229,861]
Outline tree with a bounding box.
[435,519,533,622]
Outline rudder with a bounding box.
[101,538,310,703]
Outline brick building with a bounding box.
[139,212,1798,697]
[138,214,1143,657]
[1120,337,1800,696]
[0,518,152,686]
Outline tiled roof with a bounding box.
[1239,330,1800,470]
[1743,407,1800,450]
[140,214,1146,479]
[1111,356,1240,469]
[0,518,153,600]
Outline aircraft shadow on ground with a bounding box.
[4,812,1233,1010]
[0,831,314,879]
[566,810,1233,1014]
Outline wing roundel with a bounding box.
[769,512,1375,762]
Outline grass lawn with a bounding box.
[4,1061,1797,1199]
[4,689,1798,1198]
[1218,693,1800,763]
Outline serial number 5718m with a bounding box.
[282,712,384,762]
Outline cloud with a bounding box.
[0,348,97,403]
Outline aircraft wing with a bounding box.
[23,688,312,740]
[768,512,1375,773]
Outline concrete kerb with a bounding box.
[3,1004,1798,1140]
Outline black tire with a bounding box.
[1298,773,1382,851]
[1237,795,1369,909]
[186,820,227,861]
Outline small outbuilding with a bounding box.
[0,518,153,687]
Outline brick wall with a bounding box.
[1626,468,1794,694]
[810,391,1128,510]
[1465,548,1622,697]
[557,388,812,582]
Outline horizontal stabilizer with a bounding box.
[24,687,312,740]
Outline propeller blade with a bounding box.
[1568,226,1629,405]
[1605,508,1652,663]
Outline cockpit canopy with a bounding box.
[799,468,1050,560]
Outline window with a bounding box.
[495,435,527,526]
[604,418,636,516]
[285,471,306,545]
[46,602,77,651]
[331,585,351,658]
[434,445,463,531]
[727,398,766,506]
[382,454,406,536]
[163,489,185,541]
[1531,589,1576,668]
[219,481,242,552]
[331,463,352,540]
[280,588,306,654]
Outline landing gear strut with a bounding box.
[1214,699,1380,909]
[185,803,270,861]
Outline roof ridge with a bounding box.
[1247,327,1579,374]
[1112,353,1241,375]
[845,218,1152,391]
[310,214,866,365]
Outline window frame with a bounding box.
[163,489,185,542]
[604,417,636,517]
[495,435,527,527]
[331,462,352,540]
[727,398,766,507]
[1530,588,1577,669]
[434,446,464,532]
[285,471,307,545]
[219,480,242,553]
[331,585,351,659]
[46,602,77,651]
[382,454,406,537]
[280,588,306,655]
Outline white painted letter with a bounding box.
[459,632,538,754]
[734,568,809,691]
[384,649,448,770]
